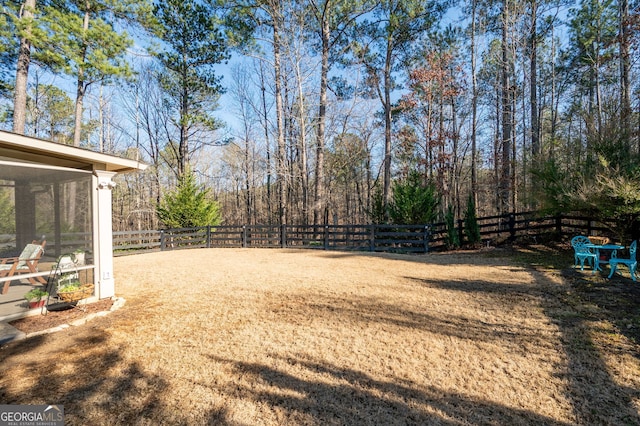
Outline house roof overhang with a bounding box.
[0,130,148,173]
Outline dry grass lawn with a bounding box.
[1,247,640,425]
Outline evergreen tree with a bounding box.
[0,2,18,117]
[463,194,481,246]
[568,166,640,242]
[567,0,618,157]
[445,205,460,249]
[26,83,74,142]
[388,171,439,225]
[154,0,230,179]
[10,0,37,133]
[156,170,222,228]
[0,4,16,85]
[1,0,48,130]
[369,185,387,224]
[38,0,154,146]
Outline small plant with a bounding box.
[24,288,48,302]
[56,280,94,303]
[58,281,82,293]
[72,249,86,265]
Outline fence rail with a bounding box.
[0,213,611,256]
[110,212,616,255]
[153,224,432,253]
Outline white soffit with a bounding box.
[0,130,148,173]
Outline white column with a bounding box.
[93,171,117,299]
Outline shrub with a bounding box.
[445,205,460,249]
[388,171,439,225]
[463,195,482,246]
[157,170,222,228]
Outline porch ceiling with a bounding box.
[0,130,147,173]
[0,160,89,183]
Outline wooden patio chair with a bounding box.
[0,240,47,294]
[608,240,637,282]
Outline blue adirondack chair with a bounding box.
[608,240,637,281]
[571,236,598,273]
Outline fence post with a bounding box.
[281,224,287,248]
[555,214,562,235]
[324,225,329,250]
[242,225,247,248]
[509,213,516,241]
[160,230,165,251]
[370,225,375,252]
[423,225,430,253]
[206,225,211,248]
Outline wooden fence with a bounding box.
[155,224,431,253]
[111,212,616,255]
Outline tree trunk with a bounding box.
[594,29,603,142]
[494,84,501,214]
[258,63,273,223]
[73,80,85,147]
[13,0,36,135]
[500,1,513,214]
[470,0,478,209]
[294,59,309,223]
[550,22,557,159]
[382,35,393,219]
[530,0,540,161]
[314,7,329,226]
[451,93,460,218]
[273,20,287,225]
[619,0,631,151]
[178,79,189,178]
[73,2,91,147]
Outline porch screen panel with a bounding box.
[0,161,93,260]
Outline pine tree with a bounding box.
[388,171,439,225]
[156,171,222,228]
[463,195,481,246]
[38,0,154,146]
[445,205,460,249]
[154,0,231,179]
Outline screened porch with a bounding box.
[0,130,146,321]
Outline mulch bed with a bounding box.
[9,298,114,334]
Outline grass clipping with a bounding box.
[1,247,639,425]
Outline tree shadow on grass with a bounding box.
[207,353,573,425]
[561,267,640,348]
[319,249,517,267]
[296,291,556,350]
[411,249,640,424]
[0,330,233,425]
[549,267,640,424]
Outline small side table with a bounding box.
[585,243,625,271]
